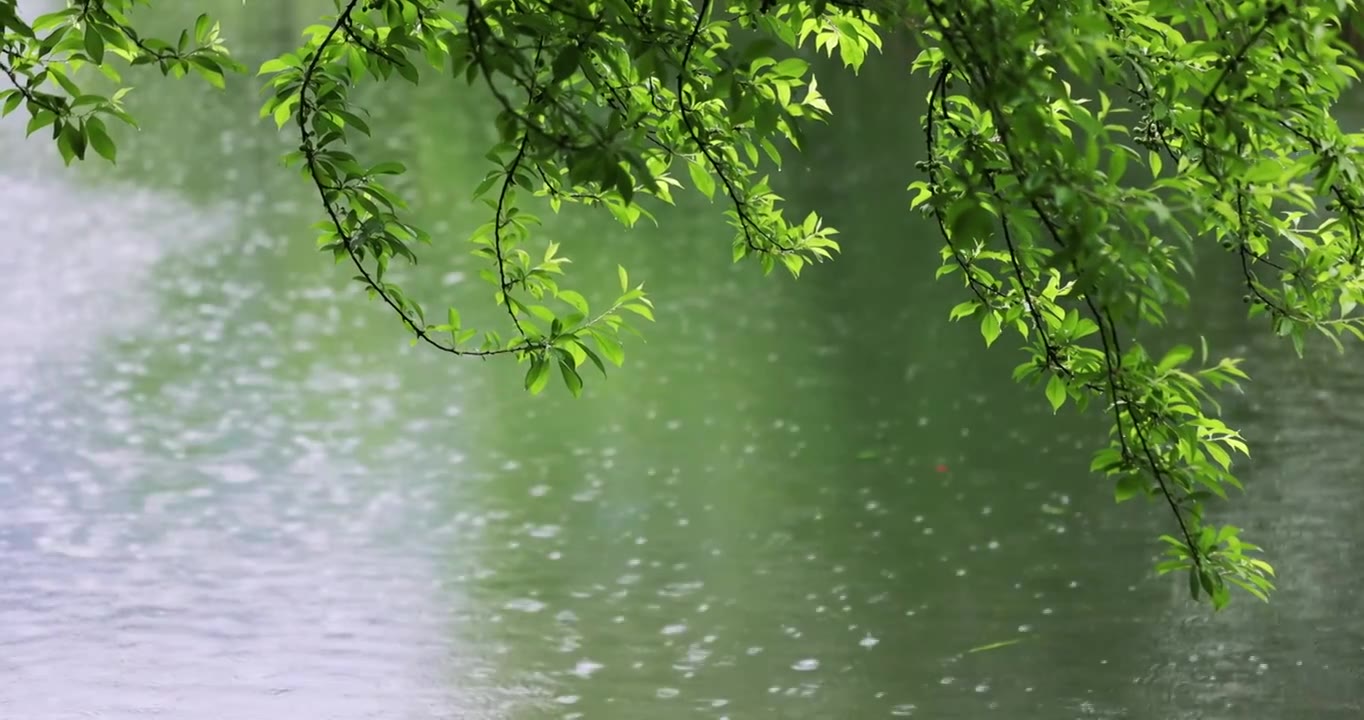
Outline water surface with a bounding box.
[1,5,1361,718]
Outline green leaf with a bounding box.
[1245,157,1283,184]
[2,91,22,117]
[370,162,406,176]
[558,290,589,316]
[26,110,56,137]
[83,27,104,64]
[57,122,85,164]
[687,158,716,200]
[948,201,994,243]
[556,336,587,367]
[558,358,584,397]
[85,117,116,163]
[272,99,293,129]
[394,59,420,84]
[1114,474,1143,503]
[618,265,629,293]
[1157,344,1194,372]
[594,332,625,366]
[191,58,226,89]
[334,109,371,135]
[1205,441,1232,471]
[623,303,654,321]
[1210,581,1230,611]
[32,8,76,33]
[525,354,551,395]
[1044,374,1066,412]
[1199,568,1216,597]
[551,46,581,83]
[1090,448,1123,473]
[948,300,979,321]
[577,341,608,378]
[772,57,809,78]
[258,57,296,75]
[980,311,1001,347]
[194,13,212,43]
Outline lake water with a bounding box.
[1,3,1362,718]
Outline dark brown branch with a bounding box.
[924,63,996,307]
[296,0,538,357]
[494,133,533,336]
[924,0,1205,571]
[676,0,792,255]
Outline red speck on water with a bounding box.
[935,464,949,473]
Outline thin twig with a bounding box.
[295,0,536,357]
[676,0,792,255]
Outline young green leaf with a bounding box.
[83,27,104,64]
[687,158,716,201]
[558,357,583,397]
[980,312,1001,347]
[593,332,625,366]
[949,300,979,321]
[1044,374,1066,413]
[85,117,116,163]
[525,354,551,395]
[1157,345,1194,372]
[194,13,212,43]
[1114,474,1144,503]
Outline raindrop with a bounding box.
[504,598,546,613]
[572,660,604,678]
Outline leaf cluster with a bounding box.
[8,0,1364,608]
[1,0,242,164]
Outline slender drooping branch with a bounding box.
[293,0,540,357]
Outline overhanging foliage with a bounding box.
[5,0,1363,608]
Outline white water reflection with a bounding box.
[0,528,461,717]
[0,170,215,392]
[0,121,497,718]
